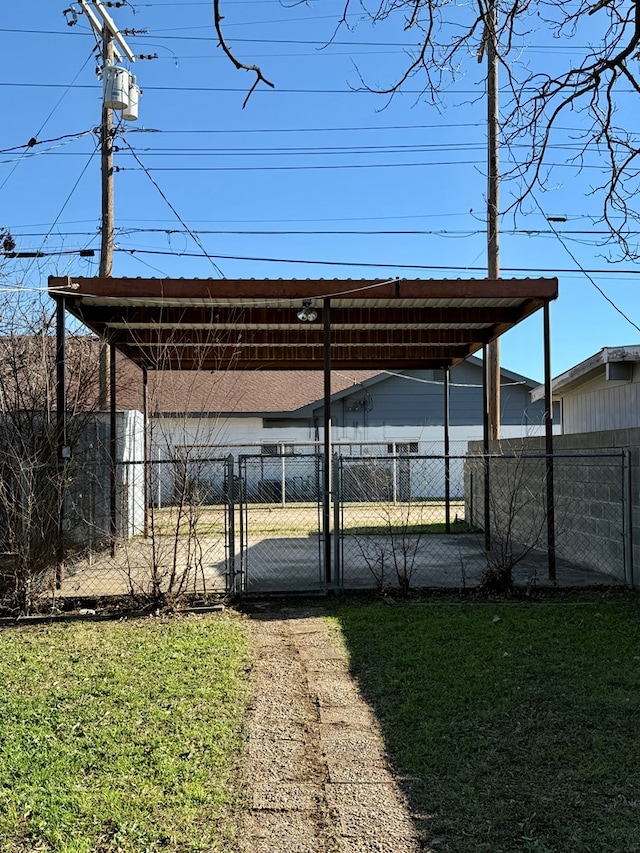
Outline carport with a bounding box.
[48,275,559,589]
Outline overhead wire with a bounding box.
[21,142,100,282]
[118,137,225,277]
[0,129,96,156]
[110,246,640,276]
[0,50,96,195]
[531,195,640,335]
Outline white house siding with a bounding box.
[149,416,549,503]
[562,378,640,434]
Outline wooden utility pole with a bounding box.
[73,0,137,408]
[98,32,114,409]
[485,0,501,440]
[99,35,114,279]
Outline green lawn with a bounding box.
[0,613,249,853]
[331,600,640,853]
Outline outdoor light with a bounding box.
[296,300,318,322]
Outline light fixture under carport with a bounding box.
[296,300,318,322]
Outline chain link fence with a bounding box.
[3,441,629,614]
[51,456,232,608]
[337,454,470,591]
[465,450,630,584]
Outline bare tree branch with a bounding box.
[213,0,275,108]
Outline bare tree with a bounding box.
[0,295,100,614]
[116,316,242,609]
[214,0,640,258]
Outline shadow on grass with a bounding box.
[343,519,475,536]
[333,599,640,853]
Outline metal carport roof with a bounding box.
[48,276,558,371]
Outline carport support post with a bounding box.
[444,365,451,533]
[482,344,491,551]
[544,302,556,582]
[55,296,67,588]
[323,297,332,588]
[109,340,117,557]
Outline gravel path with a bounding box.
[239,607,423,853]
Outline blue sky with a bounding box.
[1,0,639,383]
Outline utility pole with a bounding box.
[67,1,138,407]
[99,30,114,279]
[481,0,501,440]
[98,26,114,408]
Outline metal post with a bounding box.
[323,297,332,588]
[142,365,149,538]
[623,450,634,586]
[226,453,236,593]
[392,446,398,504]
[333,452,341,589]
[109,340,117,557]
[444,365,451,533]
[544,302,556,581]
[55,296,67,588]
[483,344,491,551]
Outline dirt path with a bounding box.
[239,606,422,853]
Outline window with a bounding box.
[387,442,419,455]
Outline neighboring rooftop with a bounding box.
[142,369,381,415]
[531,346,640,401]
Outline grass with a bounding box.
[0,613,250,853]
[150,500,467,538]
[331,599,640,853]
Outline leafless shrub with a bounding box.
[348,460,424,595]
[0,296,100,614]
[470,442,548,593]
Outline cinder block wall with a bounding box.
[466,429,638,584]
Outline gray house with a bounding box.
[138,356,551,504]
[146,356,551,458]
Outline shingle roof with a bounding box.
[117,362,381,415]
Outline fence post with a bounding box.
[543,302,556,582]
[226,453,236,593]
[623,450,634,586]
[333,452,341,589]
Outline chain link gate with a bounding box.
[235,452,327,593]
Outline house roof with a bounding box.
[119,358,540,417]
[49,276,558,372]
[142,369,381,416]
[531,346,640,401]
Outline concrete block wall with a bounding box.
[466,430,636,583]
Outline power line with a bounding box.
[0,129,95,155]
[21,143,101,281]
[531,196,640,335]
[110,246,640,275]
[119,138,225,277]
[0,51,96,195]
[12,227,639,239]
[115,159,617,173]
[8,81,637,98]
